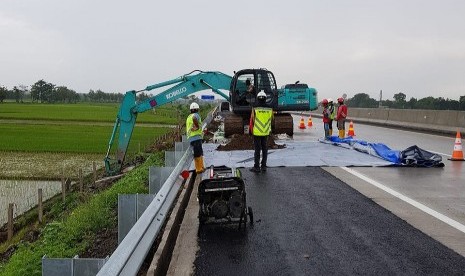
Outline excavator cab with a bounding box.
[223,68,283,136]
[229,68,278,114]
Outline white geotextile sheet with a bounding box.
[193,140,393,169]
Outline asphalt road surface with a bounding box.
[194,167,465,275]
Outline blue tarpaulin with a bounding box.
[325,136,400,164]
[369,143,401,164]
[322,136,443,167]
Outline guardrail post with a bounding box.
[42,255,108,275]
[165,151,176,167]
[79,168,83,193]
[66,178,71,191]
[149,167,174,195]
[118,194,156,244]
[62,176,66,204]
[93,161,97,185]
[38,189,43,223]
[7,203,14,240]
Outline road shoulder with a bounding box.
[324,166,465,257]
[166,176,200,276]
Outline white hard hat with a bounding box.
[257,91,266,98]
[328,98,333,103]
[190,102,199,110]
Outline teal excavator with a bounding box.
[104,68,318,175]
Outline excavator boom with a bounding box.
[104,70,232,175]
[104,68,318,175]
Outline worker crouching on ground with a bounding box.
[322,99,330,139]
[249,91,273,173]
[186,102,205,173]
[336,97,347,138]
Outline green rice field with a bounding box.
[0,123,169,153]
[0,102,181,179]
[0,102,181,124]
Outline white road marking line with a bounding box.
[341,167,465,234]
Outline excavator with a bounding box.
[104,68,318,175]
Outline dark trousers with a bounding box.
[190,139,203,158]
[324,122,330,138]
[337,119,346,130]
[253,135,268,168]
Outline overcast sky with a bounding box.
[1,0,465,101]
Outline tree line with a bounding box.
[347,92,465,111]
[0,80,154,103]
[3,80,464,111]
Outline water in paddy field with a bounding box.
[0,180,61,227]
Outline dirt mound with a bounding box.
[205,117,286,151]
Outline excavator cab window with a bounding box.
[257,71,276,104]
[235,74,255,106]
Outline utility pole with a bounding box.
[379,90,382,108]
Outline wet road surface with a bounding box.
[194,167,465,275]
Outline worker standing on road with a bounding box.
[328,98,336,136]
[322,99,330,139]
[249,91,273,173]
[186,102,205,174]
[336,97,348,138]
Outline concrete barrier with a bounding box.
[412,110,437,126]
[457,112,465,128]
[386,109,404,123]
[437,110,459,127]
[308,107,465,136]
[347,108,361,119]
[369,108,389,121]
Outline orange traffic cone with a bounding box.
[307,116,313,127]
[448,131,465,161]
[347,121,355,136]
[299,117,306,129]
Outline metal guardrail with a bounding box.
[97,147,192,275]
[96,106,217,275]
[42,255,108,276]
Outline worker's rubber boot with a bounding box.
[194,157,201,173]
[194,157,205,174]
[341,130,345,138]
[329,129,333,136]
[199,156,205,173]
[338,130,344,139]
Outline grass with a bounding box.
[0,123,170,153]
[0,102,182,124]
[0,152,164,276]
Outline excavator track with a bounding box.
[224,113,245,137]
[273,113,294,136]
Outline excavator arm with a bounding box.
[104,70,232,175]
